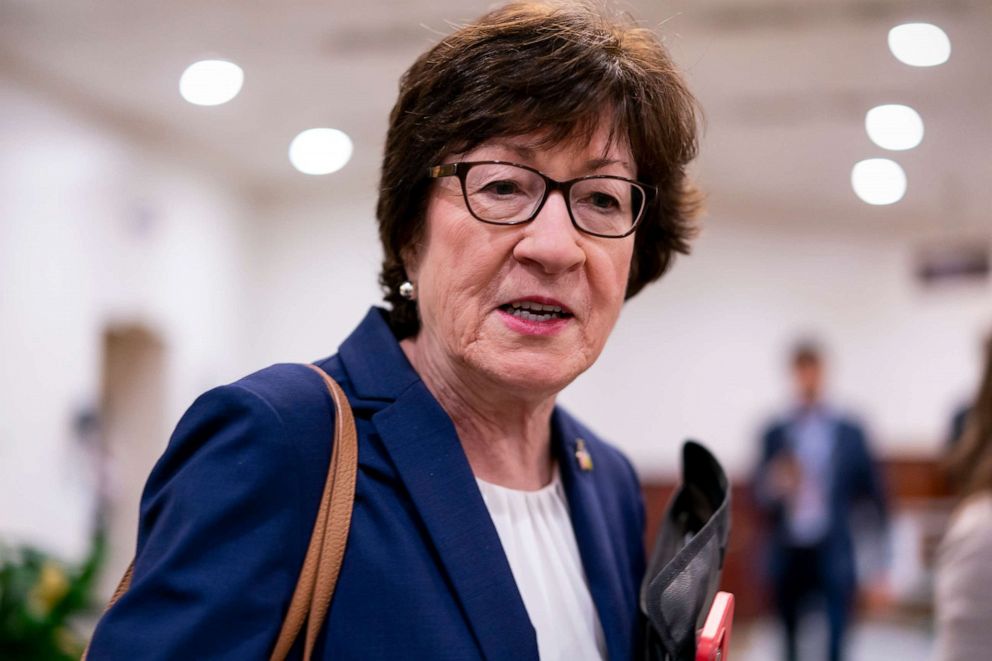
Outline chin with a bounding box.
[477,349,589,396]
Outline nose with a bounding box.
[511,191,586,274]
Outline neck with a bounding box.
[401,334,557,490]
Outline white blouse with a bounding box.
[476,469,607,660]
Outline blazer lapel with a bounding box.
[554,410,630,661]
[337,309,536,659]
[372,381,538,661]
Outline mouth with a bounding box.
[497,298,574,322]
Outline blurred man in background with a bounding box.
[754,342,889,661]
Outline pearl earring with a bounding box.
[398,281,415,300]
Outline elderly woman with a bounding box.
[87,1,701,659]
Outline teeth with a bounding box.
[505,302,570,322]
[511,309,553,321]
[510,301,564,313]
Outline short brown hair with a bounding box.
[791,340,823,368]
[377,0,703,337]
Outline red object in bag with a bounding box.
[696,592,734,661]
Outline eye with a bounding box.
[480,180,522,197]
[575,189,623,214]
[572,178,631,216]
[588,191,621,210]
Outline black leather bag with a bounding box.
[641,441,732,661]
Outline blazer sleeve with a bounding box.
[848,422,889,526]
[87,382,316,660]
[752,424,785,515]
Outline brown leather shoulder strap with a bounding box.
[270,364,358,660]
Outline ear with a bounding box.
[400,212,430,282]
[400,243,421,282]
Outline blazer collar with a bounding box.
[337,307,420,401]
[338,308,539,659]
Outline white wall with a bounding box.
[245,188,383,366]
[0,77,252,561]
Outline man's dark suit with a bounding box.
[755,411,888,661]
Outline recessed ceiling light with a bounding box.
[888,23,951,67]
[179,59,244,106]
[851,158,907,205]
[289,128,353,175]
[865,104,924,151]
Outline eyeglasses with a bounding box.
[427,161,655,239]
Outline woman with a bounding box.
[87,2,701,659]
[935,334,992,661]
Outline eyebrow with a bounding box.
[584,157,633,172]
[486,141,634,175]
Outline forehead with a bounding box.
[794,358,822,371]
[463,121,634,174]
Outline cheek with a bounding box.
[425,227,488,293]
[584,243,634,342]
[596,242,635,308]
[416,216,510,327]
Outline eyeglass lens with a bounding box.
[463,163,644,237]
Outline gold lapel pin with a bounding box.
[575,438,594,472]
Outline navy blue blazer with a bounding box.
[88,307,646,660]
[755,411,888,594]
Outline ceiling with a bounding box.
[1,0,989,237]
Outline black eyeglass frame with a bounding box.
[427,160,656,239]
